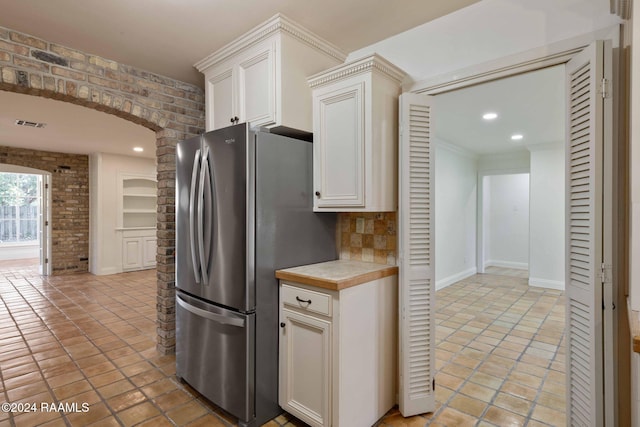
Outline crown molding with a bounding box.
[433,138,478,160]
[308,53,406,88]
[194,13,346,72]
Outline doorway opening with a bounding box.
[0,165,51,275]
[480,173,530,279]
[428,64,568,423]
[399,37,617,425]
[433,64,565,291]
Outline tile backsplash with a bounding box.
[337,212,397,265]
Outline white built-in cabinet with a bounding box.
[195,14,346,132]
[308,54,405,212]
[119,174,157,271]
[279,284,332,427]
[277,261,397,427]
[122,236,156,270]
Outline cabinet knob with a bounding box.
[230,117,234,124]
[315,191,321,198]
[280,322,286,328]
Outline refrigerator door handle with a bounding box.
[202,148,214,282]
[176,294,245,328]
[189,148,202,283]
[198,145,210,284]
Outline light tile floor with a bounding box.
[377,269,566,427]
[0,263,564,427]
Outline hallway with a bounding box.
[0,267,565,426]
[379,270,566,426]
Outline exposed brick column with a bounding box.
[156,128,180,354]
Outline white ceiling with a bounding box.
[0,92,156,158]
[0,0,479,88]
[433,65,566,155]
[0,0,480,159]
[0,1,575,160]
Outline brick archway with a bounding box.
[0,25,204,354]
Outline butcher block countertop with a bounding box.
[275,260,398,291]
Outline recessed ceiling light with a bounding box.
[511,134,524,141]
[133,147,144,152]
[482,112,498,120]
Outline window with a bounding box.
[0,173,40,245]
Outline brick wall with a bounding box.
[0,25,205,354]
[0,146,89,273]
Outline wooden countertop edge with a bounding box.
[628,298,640,354]
[275,265,399,291]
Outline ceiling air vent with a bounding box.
[15,119,46,128]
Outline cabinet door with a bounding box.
[142,237,157,267]
[279,308,331,427]
[314,81,365,209]
[122,237,142,270]
[237,42,276,128]
[206,68,235,131]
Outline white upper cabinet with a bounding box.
[309,54,406,212]
[195,14,346,132]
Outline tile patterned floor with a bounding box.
[0,263,565,427]
[483,266,529,280]
[377,270,566,427]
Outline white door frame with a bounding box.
[0,164,52,275]
[404,26,619,95]
[40,173,52,276]
[407,25,620,425]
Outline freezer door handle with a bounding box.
[176,295,245,328]
[198,144,210,284]
[189,148,202,283]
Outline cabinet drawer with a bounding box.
[281,284,332,317]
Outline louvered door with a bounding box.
[398,93,435,416]
[565,40,610,427]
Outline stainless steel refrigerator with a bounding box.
[175,123,336,427]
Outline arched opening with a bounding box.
[1,59,203,354]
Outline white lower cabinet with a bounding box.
[278,276,397,427]
[279,307,331,427]
[122,237,143,270]
[122,233,156,271]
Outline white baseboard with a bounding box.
[529,277,565,290]
[484,260,529,270]
[91,266,121,276]
[436,267,477,290]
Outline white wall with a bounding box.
[478,151,531,174]
[347,0,620,85]
[89,153,156,275]
[528,144,565,290]
[484,173,530,269]
[434,140,478,289]
[476,152,530,272]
